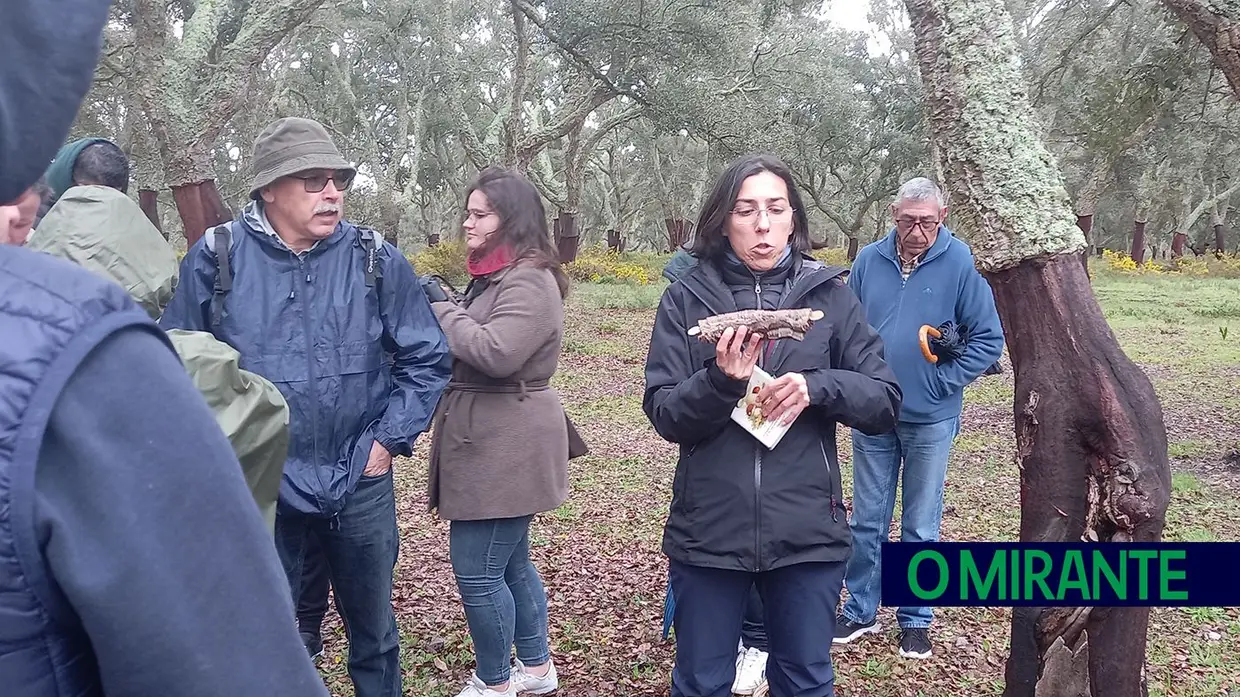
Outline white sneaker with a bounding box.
[731,646,768,695]
[511,658,558,694]
[454,673,517,697]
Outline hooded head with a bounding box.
[26,185,178,318]
[44,137,128,204]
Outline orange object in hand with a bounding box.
[919,324,942,363]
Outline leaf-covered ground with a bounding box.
[318,270,1240,697]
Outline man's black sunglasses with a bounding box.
[290,170,355,193]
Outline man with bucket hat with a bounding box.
[162,116,453,697]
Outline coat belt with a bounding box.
[446,379,550,400]
[444,379,552,444]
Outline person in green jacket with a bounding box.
[26,182,290,531]
[43,137,129,206]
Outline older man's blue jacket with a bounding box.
[848,225,1004,425]
[161,209,452,517]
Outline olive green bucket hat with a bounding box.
[249,117,355,200]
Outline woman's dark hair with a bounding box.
[689,153,812,260]
[465,166,569,297]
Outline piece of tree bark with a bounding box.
[138,188,164,239]
[1131,218,1147,264]
[904,2,1171,697]
[555,213,580,264]
[665,218,693,251]
[1211,205,1229,255]
[171,180,233,248]
[1075,214,1093,276]
[688,309,824,343]
[1171,231,1188,257]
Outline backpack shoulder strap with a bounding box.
[206,223,233,328]
[357,226,384,288]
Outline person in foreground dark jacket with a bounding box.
[643,153,902,697]
[0,2,329,696]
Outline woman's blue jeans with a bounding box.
[449,515,552,686]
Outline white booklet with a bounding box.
[730,366,795,449]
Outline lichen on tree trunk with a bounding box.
[132,0,328,245]
[904,0,1171,695]
[906,0,1086,271]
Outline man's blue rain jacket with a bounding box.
[160,209,452,517]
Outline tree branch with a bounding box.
[1184,179,1240,231]
[1161,0,1240,100]
[581,105,644,156]
[1034,0,1126,102]
[506,0,532,165]
[517,84,615,160]
[195,0,329,144]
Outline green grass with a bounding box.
[963,377,1014,407]
[1172,471,1203,493]
[1093,271,1240,370]
[572,282,665,310]
[1169,439,1212,459]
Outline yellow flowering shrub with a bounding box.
[1100,248,1240,278]
[409,243,656,286]
[408,239,469,285]
[1102,249,1138,272]
[1168,256,1210,277]
[563,248,653,285]
[1101,249,1163,274]
[810,247,852,268]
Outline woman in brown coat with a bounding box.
[424,166,570,697]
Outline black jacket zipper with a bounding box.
[753,277,763,571]
[681,262,844,571]
[820,440,839,523]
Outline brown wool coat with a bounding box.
[428,263,570,521]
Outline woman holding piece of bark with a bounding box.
[643,153,903,697]
[421,166,570,697]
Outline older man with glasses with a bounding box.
[833,177,1004,661]
[161,116,453,697]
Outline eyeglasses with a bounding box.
[730,205,794,227]
[290,169,355,193]
[895,217,939,232]
[463,209,495,222]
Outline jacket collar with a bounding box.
[680,252,847,371]
[681,251,841,313]
[877,223,954,268]
[240,200,348,256]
